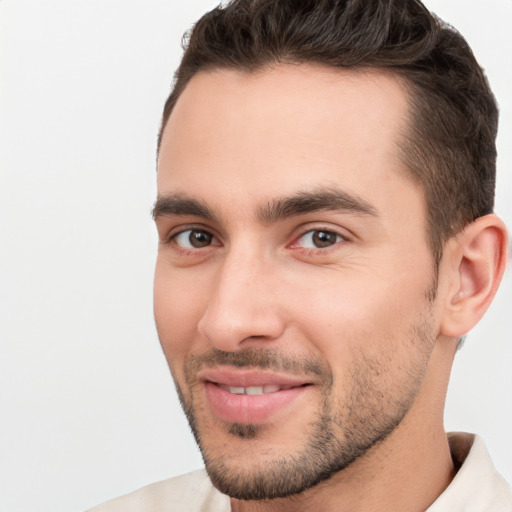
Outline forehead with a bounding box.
[157,64,420,223]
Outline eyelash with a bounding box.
[171,228,219,250]
[291,227,346,252]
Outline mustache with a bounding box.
[185,348,331,380]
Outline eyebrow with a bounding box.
[152,188,378,223]
[257,188,378,223]
[152,194,216,221]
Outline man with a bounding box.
[90,0,511,510]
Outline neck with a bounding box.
[230,338,458,512]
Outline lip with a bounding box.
[199,367,311,425]
[198,367,311,388]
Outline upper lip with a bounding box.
[197,367,312,388]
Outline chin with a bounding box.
[196,412,396,501]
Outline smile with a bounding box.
[198,368,312,425]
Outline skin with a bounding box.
[153,64,507,512]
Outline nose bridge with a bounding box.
[215,246,261,306]
[197,241,284,350]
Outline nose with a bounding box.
[197,249,286,351]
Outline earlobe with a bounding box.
[440,214,508,338]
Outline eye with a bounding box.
[297,229,344,249]
[173,229,217,249]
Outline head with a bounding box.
[153,0,507,503]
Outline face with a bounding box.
[154,65,441,500]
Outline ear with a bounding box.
[440,214,509,338]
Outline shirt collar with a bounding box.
[427,432,512,511]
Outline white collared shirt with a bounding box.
[427,433,512,511]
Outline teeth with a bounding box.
[222,385,283,395]
[246,386,263,395]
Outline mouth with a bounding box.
[198,367,312,425]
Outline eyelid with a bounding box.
[161,222,220,245]
[175,227,220,244]
[289,224,350,250]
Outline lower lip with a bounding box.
[204,382,308,425]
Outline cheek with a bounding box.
[153,261,210,367]
[287,263,435,362]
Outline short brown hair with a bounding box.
[158,0,498,265]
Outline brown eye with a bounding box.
[298,230,343,249]
[189,230,213,248]
[174,229,215,249]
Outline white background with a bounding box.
[0,1,511,511]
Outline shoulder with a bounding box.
[86,469,230,512]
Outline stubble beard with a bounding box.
[172,314,436,502]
